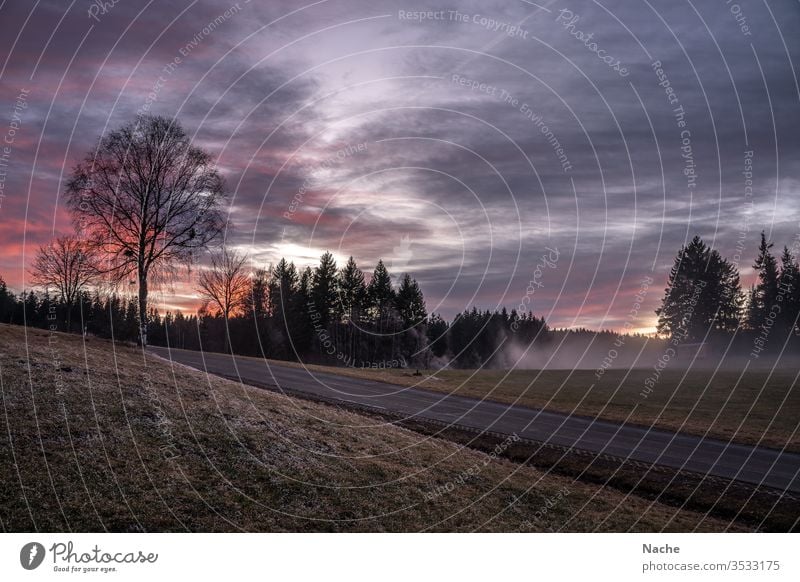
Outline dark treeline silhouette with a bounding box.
[657,233,800,356]
[191,253,548,369]
[5,232,798,369]
[0,251,547,369]
[0,281,168,342]
[442,307,547,368]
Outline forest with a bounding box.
[3,116,797,370]
[2,230,799,370]
[0,251,546,369]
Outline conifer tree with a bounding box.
[269,259,298,320]
[338,256,367,322]
[367,260,395,317]
[290,265,315,356]
[311,252,339,328]
[778,247,800,337]
[748,232,779,330]
[656,235,741,341]
[395,273,427,327]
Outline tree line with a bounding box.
[5,231,797,366]
[193,250,547,367]
[0,114,546,368]
[5,113,797,368]
[656,233,800,352]
[0,250,547,368]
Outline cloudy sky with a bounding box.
[1,0,798,332]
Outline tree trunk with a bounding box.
[224,308,231,354]
[138,270,148,346]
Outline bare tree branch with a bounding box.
[29,235,99,331]
[66,115,227,345]
[197,248,250,352]
[197,248,250,321]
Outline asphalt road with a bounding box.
[149,346,800,494]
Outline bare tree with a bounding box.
[66,115,226,345]
[30,235,98,332]
[197,249,250,352]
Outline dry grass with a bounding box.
[0,324,746,532]
[278,362,800,452]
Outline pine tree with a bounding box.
[38,292,53,330]
[656,235,741,341]
[106,294,123,339]
[338,256,367,322]
[337,257,367,365]
[266,259,298,358]
[77,290,92,335]
[23,291,40,327]
[778,247,800,338]
[367,260,395,317]
[311,252,339,328]
[123,298,139,341]
[426,313,449,358]
[0,277,15,323]
[748,232,780,330]
[269,259,298,321]
[657,237,708,340]
[243,267,271,355]
[447,307,482,368]
[245,268,270,320]
[393,273,428,365]
[286,265,314,359]
[704,250,742,334]
[395,273,427,327]
[297,266,313,305]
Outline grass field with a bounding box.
[272,362,800,452]
[0,324,746,532]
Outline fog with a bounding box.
[453,330,800,372]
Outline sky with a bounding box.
[1,0,799,333]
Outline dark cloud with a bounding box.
[1,0,798,330]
